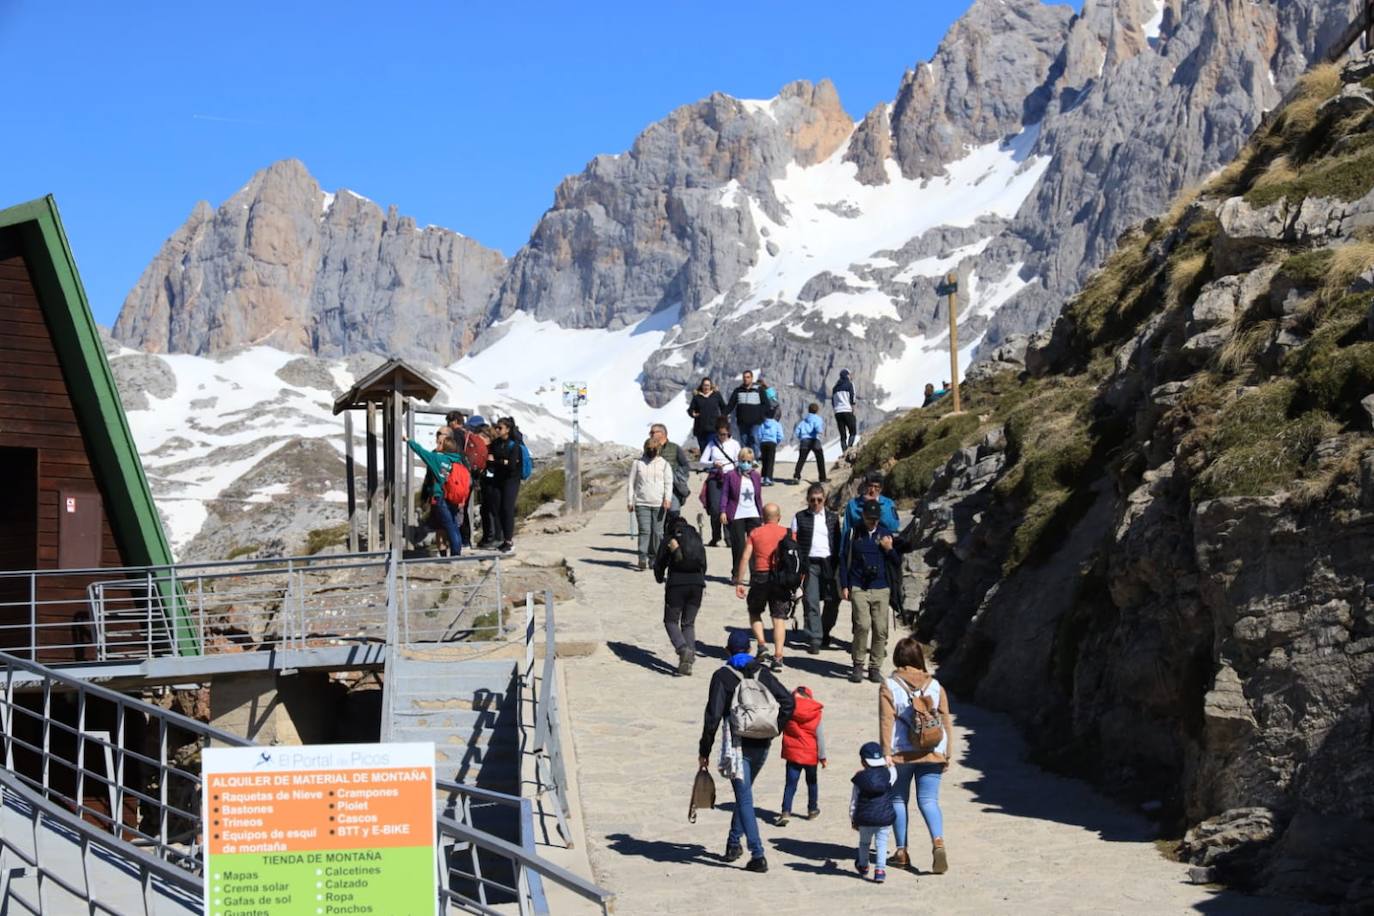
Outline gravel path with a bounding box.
[531,479,1271,914]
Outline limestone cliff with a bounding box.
[852,53,1374,904]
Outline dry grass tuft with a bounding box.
[1215,319,1276,375]
[1166,253,1209,310]
[1275,63,1342,138]
[1248,155,1299,198]
[1323,240,1374,298]
[1204,147,1255,197]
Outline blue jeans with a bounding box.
[432,499,463,556]
[780,761,817,814]
[738,426,760,454]
[892,763,944,847]
[857,825,889,870]
[727,745,769,859]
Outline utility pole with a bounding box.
[943,272,962,413]
[563,382,586,513]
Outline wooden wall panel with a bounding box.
[0,253,133,661]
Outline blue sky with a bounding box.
[2,1,989,326]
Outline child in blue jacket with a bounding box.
[792,403,827,484]
[757,417,784,485]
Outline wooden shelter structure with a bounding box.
[0,196,179,659]
[332,359,440,553]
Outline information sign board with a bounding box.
[561,381,588,408]
[202,742,437,916]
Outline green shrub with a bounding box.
[515,467,566,519]
[1193,381,1339,499]
[1245,147,1374,208]
[304,524,349,555]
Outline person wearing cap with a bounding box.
[841,473,901,547]
[850,740,897,883]
[698,630,795,873]
[831,369,858,452]
[880,636,954,875]
[841,500,895,683]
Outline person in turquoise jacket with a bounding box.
[406,430,465,556]
[840,472,901,554]
[792,403,827,484]
[757,416,785,485]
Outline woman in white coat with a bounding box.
[627,437,673,570]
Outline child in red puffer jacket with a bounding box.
[776,685,826,825]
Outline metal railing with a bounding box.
[0,550,505,665]
[0,650,253,878]
[520,592,574,850]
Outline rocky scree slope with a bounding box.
[114,0,1360,428]
[850,55,1374,905]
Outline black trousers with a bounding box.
[793,439,826,482]
[479,479,500,544]
[706,476,725,543]
[836,413,857,451]
[498,478,520,543]
[729,517,762,581]
[760,442,777,481]
[663,584,703,654]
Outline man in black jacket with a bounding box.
[726,370,767,454]
[790,483,842,654]
[654,514,706,675]
[698,630,795,872]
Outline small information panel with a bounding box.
[202,743,437,916]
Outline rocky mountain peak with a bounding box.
[112,159,505,363]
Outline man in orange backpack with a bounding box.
[406,430,467,556]
[446,411,490,548]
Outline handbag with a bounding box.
[688,767,716,823]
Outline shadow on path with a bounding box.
[605,833,734,869]
[588,545,637,557]
[607,641,677,676]
[581,558,638,572]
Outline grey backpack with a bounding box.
[726,668,781,739]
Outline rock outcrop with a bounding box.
[113,160,506,364]
[852,55,1374,905]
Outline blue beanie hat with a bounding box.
[726,630,751,655]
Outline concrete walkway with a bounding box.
[526,478,1272,915]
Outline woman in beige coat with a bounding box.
[879,636,955,873]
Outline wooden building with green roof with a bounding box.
[0,195,176,660]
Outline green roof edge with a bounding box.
[0,196,195,655]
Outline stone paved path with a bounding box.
[527,479,1273,915]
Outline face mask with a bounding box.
[738,461,753,472]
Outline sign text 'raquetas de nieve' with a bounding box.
[202,743,437,916]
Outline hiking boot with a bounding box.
[807,807,820,820]
[677,647,694,676]
[775,811,790,827]
[873,867,886,883]
[723,845,743,862]
[770,655,783,672]
[867,667,882,683]
[932,841,948,874]
[744,857,768,873]
[849,665,864,683]
[889,847,909,868]
[499,541,513,553]
[807,642,821,655]
[637,557,647,571]
[855,861,869,878]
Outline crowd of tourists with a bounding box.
[625,369,955,882]
[405,411,533,556]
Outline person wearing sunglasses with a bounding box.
[791,483,842,654]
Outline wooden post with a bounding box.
[1366,0,1373,50]
[404,405,415,548]
[381,396,393,552]
[945,271,962,413]
[344,410,358,553]
[366,402,378,552]
[391,392,405,553]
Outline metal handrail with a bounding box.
[522,592,573,849]
[0,549,505,665]
[0,768,202,915]
[0,650,251,883]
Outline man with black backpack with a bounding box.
[654,514,708,675]
[734,503,802,672]
[698,629,795,873]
